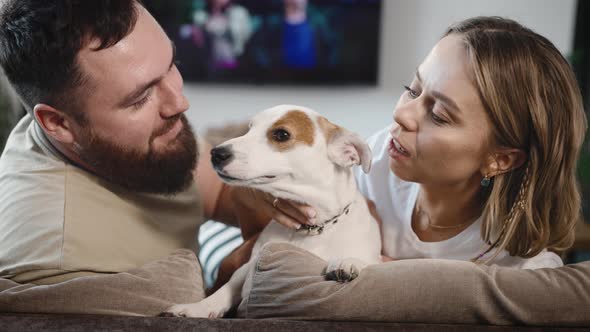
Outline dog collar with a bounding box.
[297,203,351,236]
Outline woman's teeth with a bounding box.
[393,139,408,154]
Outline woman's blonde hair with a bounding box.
[445,17,587,261]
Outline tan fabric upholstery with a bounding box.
[0,249,205,316]
[239,242,590,326]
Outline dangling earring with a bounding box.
[481,174,491,187]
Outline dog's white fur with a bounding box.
[165,105,381,318]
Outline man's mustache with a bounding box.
[151,114,184,141]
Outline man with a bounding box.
[1,0,588,325]
[0,0,312,287]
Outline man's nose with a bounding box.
[160,74,189,117]
[162,91,189,117]
[211,145,234,170]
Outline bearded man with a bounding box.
[0,0,313,289]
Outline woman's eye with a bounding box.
[272,129,291,142]
[431,112,448,125]
[403,85,420,99]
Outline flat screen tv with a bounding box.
[142,0,382,85]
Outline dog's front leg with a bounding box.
[324,257,369,282]
[163,260,251,318]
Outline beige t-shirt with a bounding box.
[0,115,204,284]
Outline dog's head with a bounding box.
[210,105,371,201]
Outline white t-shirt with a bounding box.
[354,126,562,269]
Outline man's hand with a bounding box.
[211,187,316,291]
[209,233,260,295]
[229,186,317,239]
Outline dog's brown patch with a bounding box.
[267,110,314,151]
[318,116,342,143]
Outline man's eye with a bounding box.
[272,128,291,142]
[403,85,420,99]
[132,95,150,109]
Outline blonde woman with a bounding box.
[206,16,589,324]
[222,16,586,279]
[354,16,587,267]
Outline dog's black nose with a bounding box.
[211,145,234,170]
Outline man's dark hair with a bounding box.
[0,0,140,122]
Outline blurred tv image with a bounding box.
[142,0,382,85]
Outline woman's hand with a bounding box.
[230,186,317,238]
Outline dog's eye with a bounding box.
[272,129,291,142]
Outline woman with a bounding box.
[353,16,587,267]
[230,16,586,270]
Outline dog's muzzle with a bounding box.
[211,145,234,170]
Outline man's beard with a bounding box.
[75,114,198,195]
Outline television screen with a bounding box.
[142,0,382,85]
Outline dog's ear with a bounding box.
[327,129,372,173]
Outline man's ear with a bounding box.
[33,104,75,144]
[327,129,372,173]
[482,147,527,176]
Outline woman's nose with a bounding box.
[393,101,419,132]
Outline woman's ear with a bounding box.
[33,104,75,144]
[482,147,527,176]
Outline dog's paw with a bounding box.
[324,258,367,283]
[161,301,229,319]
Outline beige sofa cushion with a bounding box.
[239,242,590,326]
[0,249,204,316]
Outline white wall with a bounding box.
[184,0,578,139]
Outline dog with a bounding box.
[164,104,382,318]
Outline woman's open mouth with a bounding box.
[388,137,411,158]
